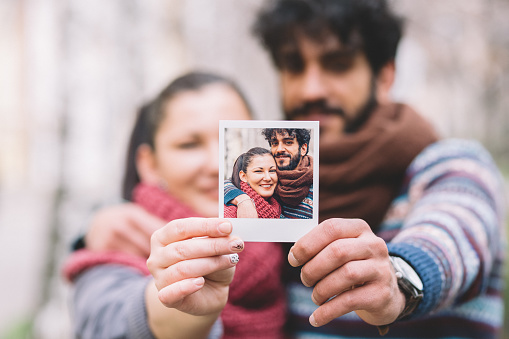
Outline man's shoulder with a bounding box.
[409,138,496,173]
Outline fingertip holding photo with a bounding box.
[229,253,240,264]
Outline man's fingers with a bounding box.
[152,218,233,246]
[310,282,387,327]
[300,236,386,287]
[310,259,378,306]
[115,231,152,257]
[289,218,370,267]
[130,204,166,234]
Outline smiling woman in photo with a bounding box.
[224,147,282,219]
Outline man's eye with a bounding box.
[285,141,294,145]
[323,57,354,73]
[279,54,304,74]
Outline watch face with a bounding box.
[392,257,423,291]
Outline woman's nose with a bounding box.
[206,142,219,174]
[263,171,272,181]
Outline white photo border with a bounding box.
[219,120,319,242]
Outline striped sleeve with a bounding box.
[387,139,506,318]
[224,179,244,205]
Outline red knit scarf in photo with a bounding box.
[63,183,286,339]
[224,181,282,219]
[276,155,313,207]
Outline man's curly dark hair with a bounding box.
[262,128,311,156]
[253,0,403,75]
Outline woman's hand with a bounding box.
[147,217,244,316]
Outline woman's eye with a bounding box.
[177,141,200,149]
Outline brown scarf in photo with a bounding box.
[276,155,313,207]
[319,103,438,231]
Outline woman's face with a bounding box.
[240,154,278,199]
[148,84,251,217]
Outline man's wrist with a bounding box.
[389,256,423,320]
[378,256,423,336]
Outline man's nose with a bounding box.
[276,143,285,153]
[300,64,328,102]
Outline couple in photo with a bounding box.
[224,128,313,220]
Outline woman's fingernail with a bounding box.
[218,222,232,235]
[229,253,240,264]
[288,251,300,267]
[230,239,244,252]
[309,314,318,327]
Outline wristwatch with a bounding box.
[389,255,423,320]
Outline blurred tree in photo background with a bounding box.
[0,1,508,338]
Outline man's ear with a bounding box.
[300,143,308,156]
[239,171,248,183]
[376,60,395,104]
[136,144,161,185]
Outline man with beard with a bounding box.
[77,0,506,338]
[252,0,506,338]
[225,128,314,219]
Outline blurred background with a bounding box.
[0,0,508,338]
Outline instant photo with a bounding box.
[219,120,319,242]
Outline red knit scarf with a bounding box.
[63,183,286,339]
[319,103,438,229]
[224,181,282,219]
[275,155,313,207]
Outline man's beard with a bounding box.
[284,78,378,134]
[274,150,302,171]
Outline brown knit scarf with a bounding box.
[319,103,438,230]
[276,155,314,207]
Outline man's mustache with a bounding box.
[286,100,346,119]
[274,152,291,158]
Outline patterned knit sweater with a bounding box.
[286,139,506,339]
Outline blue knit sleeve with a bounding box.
[387,139,506,318]
[224,179,245,205]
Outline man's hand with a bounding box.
[85,203,165,257]
[288,218,406,327]
[231,194,258,218]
